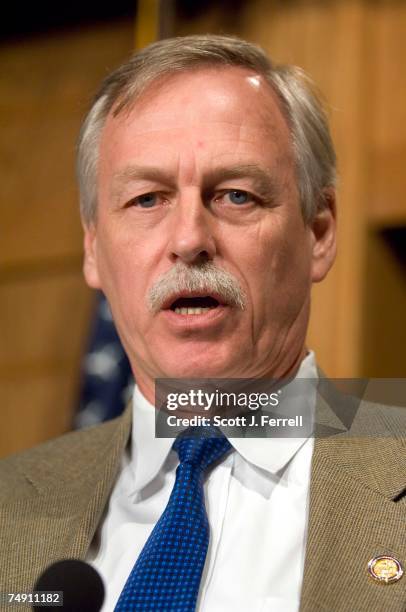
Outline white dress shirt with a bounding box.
[88,353,317,612]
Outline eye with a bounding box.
[130,193,158,208]
[225,190,251,205]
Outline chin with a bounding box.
[159,353,236,380]
[163,364,226,379]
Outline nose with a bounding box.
[168,193,216,264]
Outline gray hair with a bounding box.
[77,34,336,226]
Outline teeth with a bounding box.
[174,306,216,315]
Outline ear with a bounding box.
[310,188,337,283]
[83,222,102,289]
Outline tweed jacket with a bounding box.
[0,386,405,612]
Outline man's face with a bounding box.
[83,67,335,402]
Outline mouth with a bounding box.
[163,293,225,315]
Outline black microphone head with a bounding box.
[33,559,104,612]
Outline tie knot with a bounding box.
[173,427,232,472]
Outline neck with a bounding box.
[271,345,308,380]
[134,345,309,409]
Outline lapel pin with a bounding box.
[368,555,404,584]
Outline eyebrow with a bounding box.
[111,163,282,202]
[205,164,282,201]
[111,166,176,200]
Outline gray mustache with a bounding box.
[147,262,246,313]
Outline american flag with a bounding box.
[75,292,134,428]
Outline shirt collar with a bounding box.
[229,351,317,475]
[130,351,318,492]
[131,385,174,493]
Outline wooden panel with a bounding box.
[135,0,160,47]
[0,272,95,457]
[174,1,238,35]
[366,2,406,224]
[0,272,93,372]
[366,2,406,152]
[1,373,80,458]
[368,148,406,225]
[0,19,134,456]
[0,20,134,267]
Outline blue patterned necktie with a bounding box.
[114,429,232,612]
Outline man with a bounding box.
[1,35,405,612]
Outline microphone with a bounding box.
[33,559,104,611]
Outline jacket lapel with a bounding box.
[300,388,406,611]
[0,404,132,592]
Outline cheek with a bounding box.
[241,223,311,310]
[232,221,287,284]
[95,233,146,320]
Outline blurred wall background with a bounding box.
[1,0,405,457]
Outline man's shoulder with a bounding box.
[357,398,406,432]
[0,415,127,504]
[316,374,406,439]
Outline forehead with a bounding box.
[99,66,294,174]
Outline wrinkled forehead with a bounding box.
[100,66,293,154]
